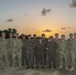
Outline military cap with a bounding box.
[15,33,19,36]
[61,34,65,37]
[69,33,73,36]
[1,32,6,35]
[74,33,76,36]
[33,34,36,36]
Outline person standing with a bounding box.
[22,35,27,66]
[36,37,46,68]
[66,33,74,70]
[54,33,60,67]
[69,33,76,71]
[26,34,34,69]
[58,34,68,70]
[41,34,47,65]
[32,34,38,65]
[46,36,58,68]
[12,33,23,67]
[7,33,14,66]
[0,32,9,68]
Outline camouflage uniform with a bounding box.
[69,33,76,71]
[67,38,74,66]
[0,38,9,67]
[7,38,14,66]
[54,38,60,66]
[36,39,46,68]
[42,38,48,65]
[70,39,76,67]
[25,39,34,68]
[58,39,68,67]
[32,38,38,64]
[22,39,27,65]
[46,39,58,68]
[12,38,23,66]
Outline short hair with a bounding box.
[28,34,31,36]
[55,33,58,35]
[42,34,45,36]
[33,34,36,36]
[1,32,6,35]
[69,33,73,36]
[50,36,53,38]
[15,33,19,36]
[74,33,76,36]
[61,34,65,37]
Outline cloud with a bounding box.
[7,18,13,22]
[61,27,66,30]
[42,29,52,32]
[70,0,76,8]
[67,27,71,29]
[41,8,51,16]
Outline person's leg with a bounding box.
[30,53,34,68]
[0,53,3,68]
[4,52,10,67]
[52,55,56,69]
[17,52,22,67]
[12,53,16,67]
[41,52,45,68]
[59,53,63,69]
[65,53,70,70]
[48,53,51,68]
[26,53,30,68]
[69,53,76,71]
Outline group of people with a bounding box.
[0,32,76,71]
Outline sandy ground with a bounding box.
[0,67,76,75]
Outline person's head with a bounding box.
[33,34,36,38]
[61,34,65,40]
[9,33,13,38]
[22,35,26,40]
[55,33,58,38]
[1,32,6,38]
[39,37,42,42]
[28,34,31,39]
[15,33,19,39]
[49,36,53,41]
[69,33,73,39]
[41,34,45,38]
[74,33,76,39]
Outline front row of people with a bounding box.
[0,32,76,72]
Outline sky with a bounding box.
[0,0,76,38]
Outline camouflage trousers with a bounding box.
[0,51,9,67]
[71,52,76,67]
[22,49,26,65]
[26,52,34,67]
[56,49,60,66]
[36,51,45,66]
[33,50,37,64]
[59,52,68,66]
[48,52,56,67]
[12,51,22,66]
